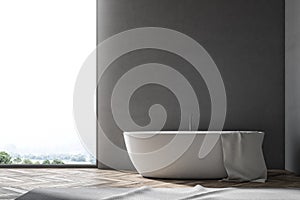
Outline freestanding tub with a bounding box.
[124,131,264,179]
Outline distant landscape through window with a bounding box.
[0,0,96,165]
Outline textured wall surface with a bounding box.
[97,0,285,170]
[286,0,300,174]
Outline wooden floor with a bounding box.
[0,169,299,199]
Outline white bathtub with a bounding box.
[124,131,264,179]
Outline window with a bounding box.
[0,0,96,165]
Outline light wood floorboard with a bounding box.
[0,169,299,199]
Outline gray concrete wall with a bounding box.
[285,0,300,174]
[97,0,285,170]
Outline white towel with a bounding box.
[221,131,267,182]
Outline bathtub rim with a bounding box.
[124,131,264,136]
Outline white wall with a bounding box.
[285,0,300,174]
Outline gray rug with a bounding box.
[16,185,300,200]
